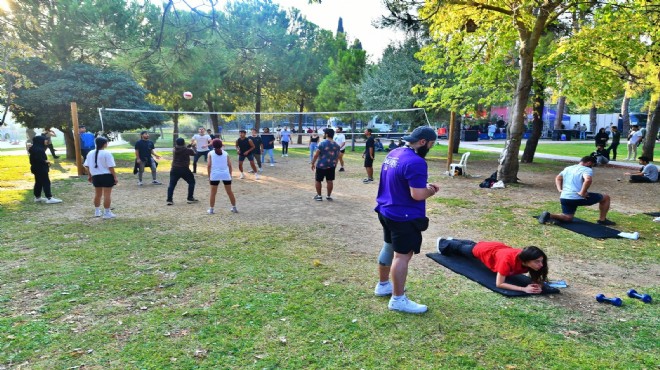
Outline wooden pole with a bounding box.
[446,111,456,171]
[71,102,85,176]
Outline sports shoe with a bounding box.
[167,200,174,206]
[94,209,102,217]
[436,237,453,254]
[362,178,373,184]
[230,206,238,213]
[538,211,550,224]
[34,197,46,203]
[388,296,427,314]
[339,167,345,172]
[239,173,245,179]
[45,197,62,204]
[255,173,260,180]
[137,181,143,186]
[258,167,263,173]
[374,281,393,296]
[326,196,333,201]
[618,231,639,240]
[597,219,616,226]
[102,210,116,219]
[270,163,275,167]
[314,195,323,201]
[186,198,199,204]
[248,169,254,173]
[207,208,215,215]
[152,180,162,185]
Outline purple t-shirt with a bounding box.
[375,146,428,221]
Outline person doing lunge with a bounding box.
[437,238,548,294]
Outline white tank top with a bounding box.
[209,150,231,181]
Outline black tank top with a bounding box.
[310,136,319,143]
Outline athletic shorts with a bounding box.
[377,212,429,254]
[315,167,336,182]
[364,156,374,168]
[238,153,254,162]
[560,193,603,215]
[340,149,345,154]
[92,173,115,188]
[210,180,232,186]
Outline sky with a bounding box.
[273,0,407,61]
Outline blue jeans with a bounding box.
[579,132,586,140]
[309,142,318,162]
[262,148,274,163]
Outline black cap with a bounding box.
[402,126,437,143]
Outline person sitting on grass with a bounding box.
[386,139,398,152]
[437,238,548,294]
[590,144,610,166]
[374,138,384,152]
[625,156,658,183]
[538,156,615,226]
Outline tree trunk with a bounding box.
[255,77,262,131]
[589,104,597,133]
[451,115,460,154]
[521,79,545,163]
[621,93,630,134]
[297,98,305,144]
[498,47,535,183]
[554,96,565,130]
[172,112,179,146]
[641,98,659,161]
[205,97,219,134]
[63,127,76,160]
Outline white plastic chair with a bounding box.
[450,152,470,177]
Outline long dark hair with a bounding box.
[94,137,108,168]
[518,246,548,283]
[211,139,223,155]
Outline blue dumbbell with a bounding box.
[595,294,622,306]
[627,289,652,304]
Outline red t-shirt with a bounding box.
[472,241,528,276]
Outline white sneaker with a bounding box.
[388,296,428,314]
[654,217,660,223]
[239,173,245,179]
[45,197,62,204]
[374,281,393,296]
[207,208,215,215]
[255,173,260,180]
[102,210,116,219]
[137,181,143,186]
[259,167,263,173]
[231,206,238,213]
[34,197,46,203]
[94,209,102,217]
[618,231,640,240]
[436,237,453,254]
[270,163,275,167]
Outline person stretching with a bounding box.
[437,238,548,294]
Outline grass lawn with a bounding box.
[0,148,658,369]
[483,142,660,159]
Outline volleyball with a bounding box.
[183,91,193,100]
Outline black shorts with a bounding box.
[377,212,429,254]
[364,156,374,168]
[92,173,115,188]
[560,193,603,215]
[238,153,254,162]
[315,167,336,182]
[340,149,345,154]
[210,180,232,186]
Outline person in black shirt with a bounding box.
[363,128,375,183]
[250,128,263,173]
[594,128,609,148]
[608,126,621,160]
[134,131,162,186]
[235,130,259,180]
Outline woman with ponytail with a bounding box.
[207,139,237,214]
[83,137,118,218]
[437,238,548,294]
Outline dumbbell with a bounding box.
[595,294,623,306]
[627,289,652,303]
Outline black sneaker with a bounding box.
[187,198,199,204]
[167,200,173,206]
[326,196,333,201]
[538,211,550,224]
[597,219,616,226]
[314,195,323,201]
[339,168,345,172]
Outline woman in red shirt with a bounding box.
[437,238,548,294]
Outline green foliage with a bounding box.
[314,34,366,111]
[121,133,161,147]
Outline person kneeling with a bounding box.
[437,238,547,294]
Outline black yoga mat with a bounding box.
[426,252,560,297]
[644,212,660,217]
[536,216,621,238]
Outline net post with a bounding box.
[71,102,85,176]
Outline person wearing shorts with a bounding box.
[334,127,346,171]
[235,130,259,180]
[373,126,439,314]
[311,129,340,201]
[362,128,375,183]
[207,139,237,214]
[538,156,615,225]
[83,137,118,219]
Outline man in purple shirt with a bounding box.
[373,126,439,314]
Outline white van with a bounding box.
[366,115,392,132]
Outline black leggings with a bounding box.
[282,141,289,154]
[167,167,196,200]
[438,238,477,259]
[32,169,52,199]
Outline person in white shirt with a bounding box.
[625,126,644,160]
[191,127,212,173]
[83,137,118,219]
[334,127,347,171]
[207,139,237,214]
